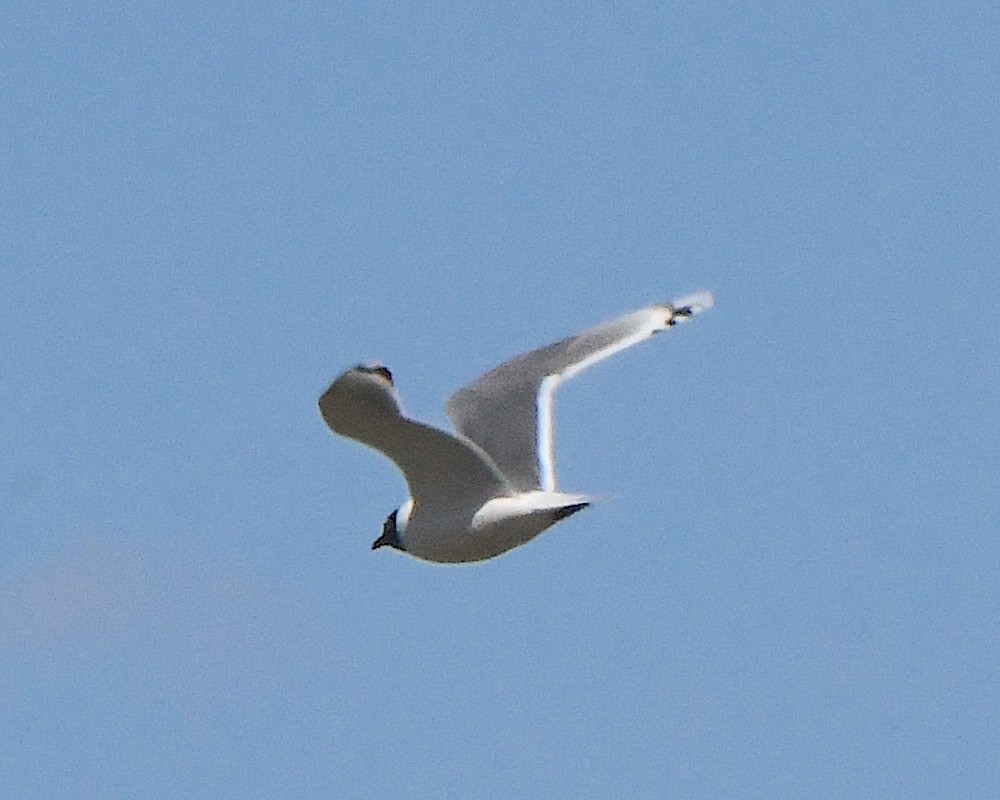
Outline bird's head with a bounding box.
[371,498,412,552]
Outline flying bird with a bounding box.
[318,292,713,563]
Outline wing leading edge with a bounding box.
[445,292,713,492]
[319,367,510,507]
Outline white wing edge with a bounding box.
[535,291,714,492]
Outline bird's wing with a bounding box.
[445,291,713,492]
[319,366,511,507]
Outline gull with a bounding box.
[318,291,713,563]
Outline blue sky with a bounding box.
[2,2,998,797]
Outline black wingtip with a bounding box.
[666,305,695,326]
[355,364,394,385]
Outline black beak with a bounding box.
[372,531,394,550]
[373,508,400,552]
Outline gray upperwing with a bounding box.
[447,373,544,492]
[445,308,666,491]
[445,294,714,492]
[319,367,510,506]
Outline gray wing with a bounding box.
[319,366,511,507]
[445,292,713,492]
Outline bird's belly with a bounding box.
[403,493,584,564]
[400,505,483,564]
[407,514,552,564]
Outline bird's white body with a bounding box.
[397,491,592,563]
[319,291,713,563]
